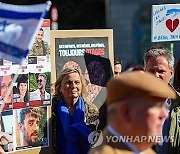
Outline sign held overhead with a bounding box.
[152,4,180,42]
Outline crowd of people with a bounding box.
[51,45,180,154]
[0,44,179,154]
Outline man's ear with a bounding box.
[119,103,132,123]
[18,123,23,132]
[170,69,174,77]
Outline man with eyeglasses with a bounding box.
[143,46,180,154]
[0,75,13,104]
[30,73,50,101]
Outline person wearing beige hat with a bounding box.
[89,71,176,154]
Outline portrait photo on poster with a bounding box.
[15,106,49,150]
[0,75,13,111]
[29,72,51,107]
[28,28,50,57]
[13,74,29,109]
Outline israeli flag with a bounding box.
[0,1,51,64]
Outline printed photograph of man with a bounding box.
[30,73,50,102]
[28,28,50,56]
[17,107,48,148]
[18,107,40,147]
[0,75,13,110]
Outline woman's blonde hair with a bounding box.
[54,67,87,101]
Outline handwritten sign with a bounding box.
[152,4,180,42]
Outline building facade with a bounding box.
[107,0,180,69]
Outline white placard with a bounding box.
[152,4,180,42]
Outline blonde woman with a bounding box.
[52,67,99,154]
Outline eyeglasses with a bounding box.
[0,82,12,90]
[37,79,43,83]
[154,102,169,111]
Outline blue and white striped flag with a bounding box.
[0,1,51,64]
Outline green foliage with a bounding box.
[29,73,38,92]
[38,107,47,144]
[44,72,51,89]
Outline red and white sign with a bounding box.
[41,19,50,27]
[51,6,58,22]
[152,4,180,42]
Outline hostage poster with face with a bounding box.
[0,19,51,153]
[51,30,114,108]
